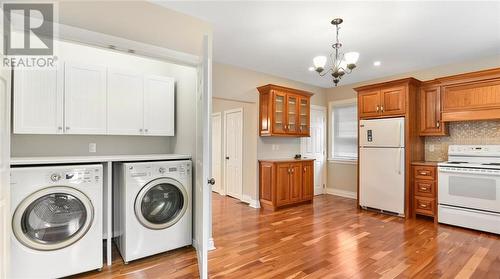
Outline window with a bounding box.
[330,100,358,161]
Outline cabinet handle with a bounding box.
[139,128,143,132]
[65,126,70,130]
[420,203,427,208]
[303,167,306,172]
[376,105,380,112]
[381,105,384,112]
[291,168,294,173]
[436,120,440,128]
[57,126,62,131]
[145,128,149,132]
[420,186,428,191]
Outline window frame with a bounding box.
[328,98,358,163]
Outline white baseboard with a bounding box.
[192,239,198,250]
[241,194,260,208]
[325,188,357,199]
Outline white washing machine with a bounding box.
[10,164,103,279]
[114,160,192,263]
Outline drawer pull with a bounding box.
[419,203,427,208]
[419,187,428,191]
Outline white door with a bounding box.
[224,108,243,200]
[359,147,405,215]
[143,75,175,136]
[64,62,107,134]
[301,106,326,195]
[107,69,144,135]
[211,112,223,194]
[13,67,64,134]
[0,68,11,278]
[194,35,211,279]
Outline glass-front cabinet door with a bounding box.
[298,97,310,135]
[272,91,286,134]
[286,94,299,134]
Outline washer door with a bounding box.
[12,186,94,251]
[135,177,188,230]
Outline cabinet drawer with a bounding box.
[414,197,435,216]
[414,180,435,198]
[413,166,436,180]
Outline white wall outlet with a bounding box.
[429,144,435,152]
[89,143,97,153]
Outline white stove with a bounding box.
[438,145,500,235]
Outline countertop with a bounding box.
[411,161,441,166]
[259,158,315,163]
[10,154,192,165]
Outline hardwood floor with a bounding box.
[76,194,500,278]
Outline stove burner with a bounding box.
[482,163,500,166]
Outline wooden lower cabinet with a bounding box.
[259,159,314,210]
[411,162,438,221]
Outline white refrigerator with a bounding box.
[359,117,405,216]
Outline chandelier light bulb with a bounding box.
[344,52,359,64]
[313,56,327,70]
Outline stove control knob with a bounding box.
[159,167,166,174]
[50,173,61,182]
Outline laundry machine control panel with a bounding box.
[48,167,101,184]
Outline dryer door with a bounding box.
[135,177,188,230]
[12,186,94,251]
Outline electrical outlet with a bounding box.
[429,144,435,152]
[89,143,97,153]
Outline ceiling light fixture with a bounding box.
[310,18,359,86]
[373,61,381,66]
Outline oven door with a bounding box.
[438,167,500,213]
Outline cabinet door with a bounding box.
[276,164,291,206]
[143,75,175,136]
[380,85,406,116]
[302,162,314,200]
[272,91,287,134]
[289,163,302,202]
[107,69,144,135]
[286,94,299,134]
[419,86,446,136]
[64,62,107,134]
[13,67,63,134]
[298,97,310,136]
[358,89,380,118]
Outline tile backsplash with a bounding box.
[425,120,500,162]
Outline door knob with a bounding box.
[225,156,230,160]
[208,178,216,185]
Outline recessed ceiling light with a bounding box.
[373,61,381,66]
[308,66,315,71]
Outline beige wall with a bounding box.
[57,1,212,56]
[212,63,327,202]
[326,54,500,195]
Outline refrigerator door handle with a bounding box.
[398,121,403,147]
[397,148,402,175]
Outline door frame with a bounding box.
[223,108,244,200]
[301,105,327,195]
[211,112,223,194]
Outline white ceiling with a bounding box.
[155,1,500,88]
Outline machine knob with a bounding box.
[50,173,61,182]
[159,167,166,174]
[208,178,216,185]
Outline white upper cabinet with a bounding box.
[64,62,107,134]
[144,75,175,136]
[107,69,144,135]
[13,67,64,134]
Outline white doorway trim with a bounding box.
[301,105,327,195]
[223,108,243,200]
[211,112,223,195]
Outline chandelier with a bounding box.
[311,18,359,86]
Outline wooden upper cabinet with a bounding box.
[258,84,314,137]
[355,78,418,119]
[419,83,447,136]
[358,89,381,118]
[380,85,406,116]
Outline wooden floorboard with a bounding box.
[75,194,500,279]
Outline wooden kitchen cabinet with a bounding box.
[257,84,313,137]
[356,79,418,119]
[259,159,314,210]
[419,82,447,136]
[411,162,438,221]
